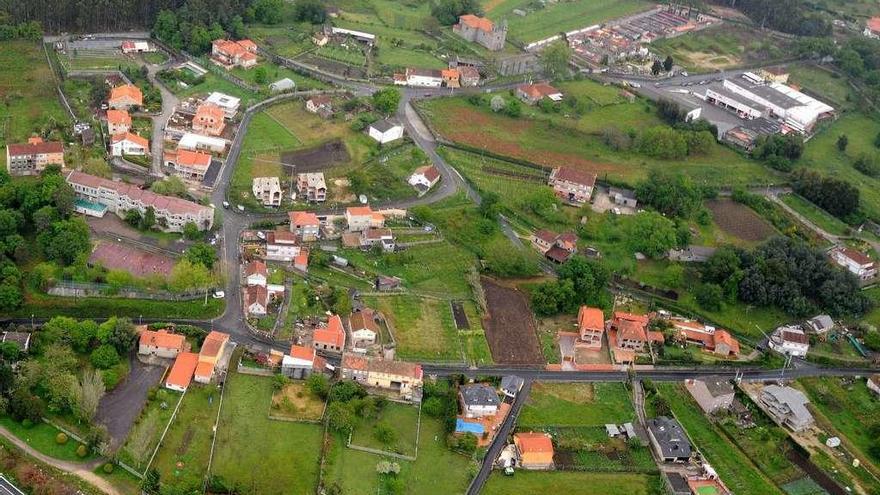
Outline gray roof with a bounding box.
[807,315,834,332]
[609,186,636,199]
[500,375,524,395]
[370,119,400,133]
[647,416,692,459]
[270,78,295,90]
[763,385,811,421]
[665,472,691,494]
[700,376,735,398]
[460,383,500,407]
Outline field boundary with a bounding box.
[143,389,186,476]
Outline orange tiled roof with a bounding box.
[289,344,315,361]
[106,109,131,126]
[245,260,268,278]
[314,315,345,348]
[578,306,605,332]
[200,330,229,359]
[867,17,880,33]
[514,432,554,454]
[166,352,199,389]
[140,329,185,351]
[111,132,149,148]
[714,329,740,355]
[109,84,143,104]
[459,14,494,32]
[195,102,225,122]
[174,149,211,169]
[441,68,460,79]
[194,360,215,379]
[346,206,374,217]
[289,210,320,226]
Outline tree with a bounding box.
[636,126,688,159]
[540,41,572,80]
[478,191,500,218]
[853,154,880,177]
[504,98,522,117]
[837,134,849,152]
[874,131,880,149]
[170,259,212,292]
[0,284,22,311]
[292,0,326,24]
[149,176,188,197]
[430,0,480,25]
[625,212,678,259]
[372,88,401,115]
[254,66,268,85]
[651,59,662,76]
[185,242,216,269]
[696,283,723,311]
[306,373,330,399]
[327,402,355,434]
[125,209,142,228]
[75,369,104,422]
[37,218,90,265]
[636,170,703,219]
[125,412,159,465]
[557,257,610,306]
[663,55,674,72]
[106,318,137,354]
[490,95,505,112]
[142,206,156,230]
[791,169,860,220]
[182,221,201,240]
[373,424,397,446]
[253,0,285,23]
[69,320,98,354]
[90,344,120,369]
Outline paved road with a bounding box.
[466,379,532,495]
[145,61,177,177]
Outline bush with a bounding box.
[56,432,69,445]
[90,344,120,369]
[21,419,33,428]
[76,444,88,458]
[103,462,114,474]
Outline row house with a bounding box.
[5,137,64,176]
[341,354,423,401]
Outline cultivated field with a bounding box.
[651,24,792,73]
[349,402,419,456]
[706,199,776,243]
[481,278,543,365]
[519,382,634,427]
[483,471,664,495]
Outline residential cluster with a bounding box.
[137,326,232,392]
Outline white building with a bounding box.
[110,133,149,157]
[178,132,227,154]
[768,325,809,358]
[330,27,375,45]
[252,177,282,207]
[368,120,404,144]
[830,246,877,280]
[244,260,268,286]
[408,165,440,190]
[204,92,241,119]
[345,206,384,232]
[121,40,153,53]
[403,68,443,87]
[459,383,500,418]
[265,230,303,262]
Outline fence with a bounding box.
[48,281,207,301]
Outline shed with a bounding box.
[269,78,296,93]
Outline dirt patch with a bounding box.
[450,301,470,329]
[298,54,367,79]
[281,139,350,173]
[706,199,775,242]
[176,427,194,455]
[270,382,325,421]
[481,277,543,365]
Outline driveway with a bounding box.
[95,354,167,449]
[145,61,178,177]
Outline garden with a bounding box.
[519,382,635,427]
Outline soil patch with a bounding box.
[481,277,543,365]
[706,199,775,242]
[280,138,350,173]
[270,382,325,421]
[176,427,194,455]
[451,301,470,329]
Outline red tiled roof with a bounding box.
[551,166,597,188]
[106,109,131,126]
[289,345,315,361]
[200,330,229,359]
[166,352,199,389]
[109,84,143,105]
[458,14,494,32]
[613,312,649,342]
[289,210,320,226]
[341,354,423,379]
[413,165,440,182]
[7,140,63,156]
[174,149,211,169]
[517,83,561,100]
[67,171,211,217]
[867,17,880,33]
[545,245,572,263]
[194,361,215,379]
[314,315,345,348]
[246,285,268,308]
[346,206,374,217]
[836,247,873,266]
[267,229,298,244]
[140,329,185,351]
[533,229,558,244]
[309,95,332,106]
[514,432,553,454]
[578,306,605,332]
[782,330,808,344]
[195,102,225,122]
[350,309,379,333]
[111,132,149,149]
[245,260,268,278]
[714,329,740,355]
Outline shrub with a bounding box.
[55,432,68,445]
[76,444,88,457]
[102,463,114,474]
[21,419,33,429]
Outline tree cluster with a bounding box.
[712,0,831,37]
[702,238,871,317]
[797,36,880,108]
[530,257,610,316]
[790,169,860,221]
[292,0,326,24]
[0,19,42,40]
[635,170,705,219]
[371,88,402,115]
[430,0,480,26]
[752,133,804,172]
[635,126,715,160]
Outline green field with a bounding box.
[483,471,664,495]
[211,371,323,494]
[362,295,464,362]
[152,385,221,492]
[519,382,634,427]
[487,0,650,44]
[651,24,790,73]
[788,64,853,110]
[780,193,851,236]
[119,389,181,471]
[655,383,783,495]
[350,402,419,456]
[0,417,90,462]
[167,70,263,108]
[230,61,328,92]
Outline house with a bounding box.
[830,246,877,280]
[609,312,664,353]
[177,132,226,154]
[269,78,296,93]
[531,230,577,264]
[66,171,214,232]
[548,167,596,205]
[863,17,880,39]
[340,354,424,400]
[265,230,302,262]
[204,92,241,119]
[516,83,563,105]
[668,246,717,263]
[514,432,554,470]
[441,68,460,88]
[282,345,321,379]
[108,84,143,110]
[244,260,268,286]
[609,187,638,208]
[211,39,258,69]
[759,66,790,84]
[106,109,131,135]
[5,138,64,176]
[194,330,229,384]
[138,329,185,358]
[459,383,500,418]
[577,306,605,350]
[453,14,506,51]
[289,211,321,241]
[368,120,404,144]
[500,375,524,399]
[313,314,346,353]
[346,206,384,232]
[761,385,814,432]
[768,325,809,358]
[805,315,834,335]
[408,165,441,191]
[349,308,379,348]
[110,132,149,157]
[361,228,394,251]
[245,285,269,315]
[192,103,226,137]
[306,95,332,114]
[684,377,735,414]
[164,149,212,181]
[646,416,692,462]
[401,67,443,87]
[867,375,880,396]
[252,177,282,207]
[165,352,199,392]
[722,126,763,152]
[121,40,152,53]
[0,331,31,353]
[296,172,327,202]
[671,320,740,357]
[376,275,402,291]
[458,65,480,87]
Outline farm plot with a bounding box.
[483,471,665,495]
[280,139,350,173]
[706,199,776,243]
[349,401,420,457]
[451,301,470,329]
[362,295,464,362]
[547,426,656,472]
[519,382,634,427]
[481,277,543,365]
[269,381,325,422]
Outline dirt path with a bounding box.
[0,425,120,495]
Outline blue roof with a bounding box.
[455,419,484,434]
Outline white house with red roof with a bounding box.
[516,83,563,105]
[164,149,212,181]
[577,306,605,350]
[345,206,385,232]
[106,109,131,135]
[530,229,578,263]
[548,166,597,205]
[313,315,346,353]
[121,41,153,53]
[289,211,321,240]
[830,246,877,280]
[769,325,809,357]
[864,17,880,39]
[211,39,258,69]
[408,165,441,192]
[282,345,325,379]
[244,260,268,286]
[108,84,143,110]
[110,132,149,157]
[265,229,305,264]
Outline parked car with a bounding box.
[222,201,230,209]
[212,290,225,299]
[237,205,245,212]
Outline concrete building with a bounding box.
[761,385,814,432]
[368,120,404,144]
[341,354,424,401]
[830,246,877,280]
[402,67,443,87]
[684,377,735,414]
[805,315,834,335]
[164,149,212,181]
[138,329,185,359]
[177,132,226,154]
[289,211,321,241]
[6,138,64,176]
[577,306,605,350]
[296,172,327,202]
[453,14,506,51]
[192,102,226,137]
[647,417,692,462]
[66,171,214,232]
[252,177,282,207]
[768,325,809,358]
[459,383,500,418]
[345,206,384,232]
[548,167,596,205]
[204,92,241,119]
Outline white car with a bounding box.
[256,231,266,240]
[212,291,225,299]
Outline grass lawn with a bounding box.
[211,371,322,494]
[169,71,263,108]
[95,464,142,494]
[362,295,464,362]
[487,0,651,43]
[655,383,783,495]
[787,64,853,110]
[0,417,89,462]
[119,388,181,471]
[519,382,634,427]
[270,381,325,421]
[483,471,664,495]
[780,193,851,236]
[350,402,419,456]
[542,426,656,471]
[152,385,221,492]
[802,113,880,221]
[11,290,224,319]
[230,62,327,92]
[651,24,791,73]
